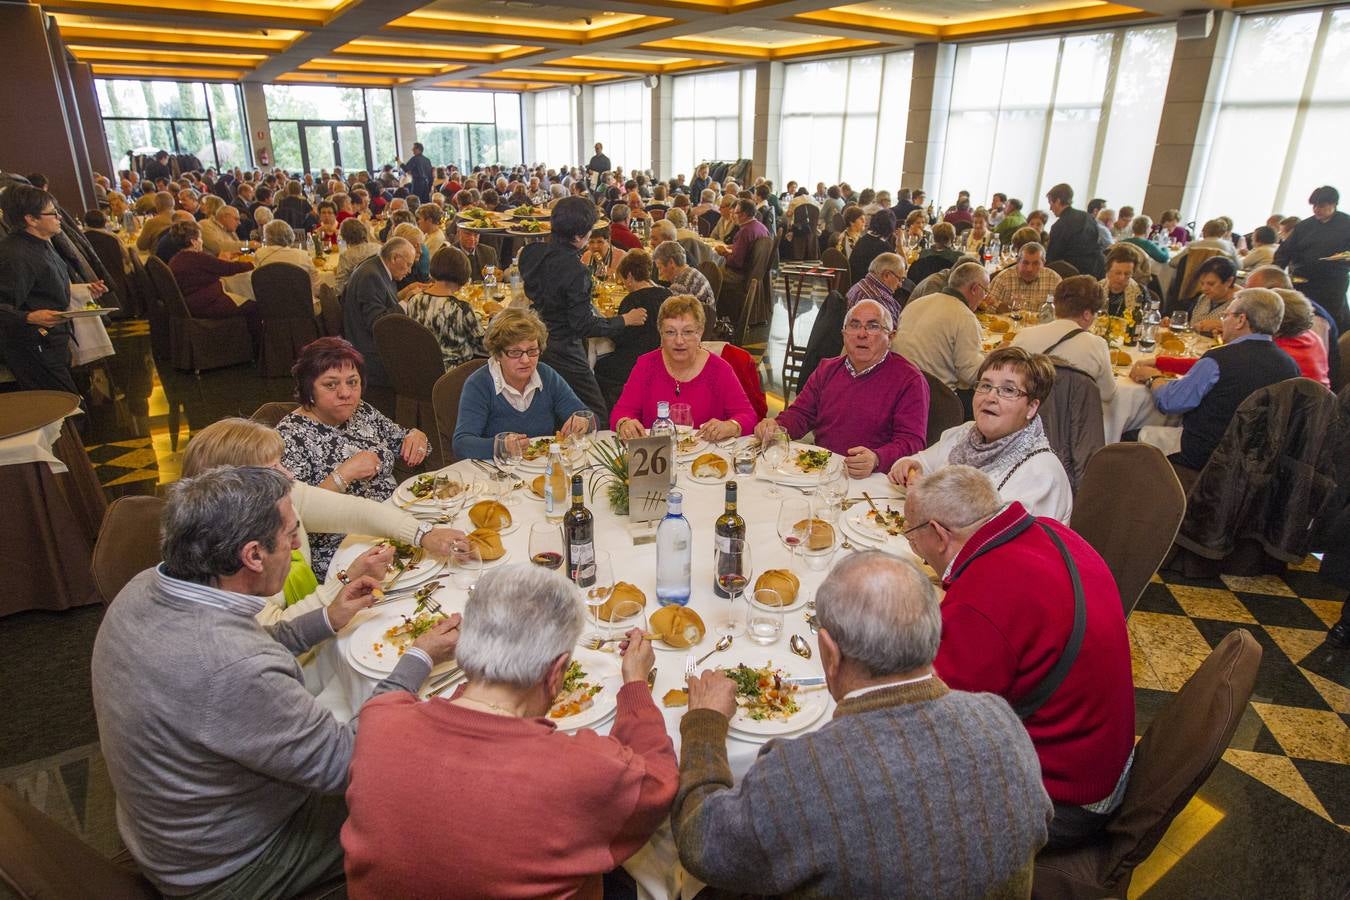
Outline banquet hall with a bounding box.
[1,0,1348,896]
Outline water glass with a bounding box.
[748,589,784,645]
[492,432,522,505]
[449,541,482,592]
[761,430,789,497]
[733,444,757,475]
[582,551,614,644]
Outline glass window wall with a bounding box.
[671,68,756,180]
[96,79,248,171]
[413,90,523,172]
[592,80,651,173]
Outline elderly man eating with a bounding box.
[92,466,459,898]
[754,298,929,477]
[673,551,1051,896]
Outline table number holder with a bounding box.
[624,434,674,543]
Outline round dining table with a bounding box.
[311,437,913,899]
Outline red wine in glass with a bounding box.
[718,573,748,596]
[532,551,564,570]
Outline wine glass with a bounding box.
[669,402,694,468]
[528,523,565,571]
[1170,310,1194,356]
[448,540,482,593]
[492,432,522,505]
[713,537,750,638]
[776,498,811,575]
[582,550,613,645]
[760,429,789,498]
[571,409,597,454]
[817,467,847,518]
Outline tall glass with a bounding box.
[582,550,614,645]
[748,589,784,645]
[448,540,482,593]
[492,432,522,505]
[713,537,750,638]
[760,429,789,498]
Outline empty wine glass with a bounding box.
[713,537,751,638]
[1170,310,1195,356]
[571,409,597,454]
[760,429,789,498]
[528,523,565,571]
[582,551,614,645]
[492,432,522,505]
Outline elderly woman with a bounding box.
[255,219,321,297]
[391,221,430,289]
[1189,256,1239,333]
[1154,209,1190,245]
[451,308,591,460]
[902,209,929,248]
[181,418,463,622]
[836,205,866,261]
[164,219,261,342]
[709,194,739,243]
[612,294,757,442]
[958,208,995,252]
[890,347,1072,522]
[107,191,128,222]
[335,217,380,297]
[1273,288,1329,386]
[399,245,486,368]
[276,338,433,578]
[1099,243,1150,317]
[580,226,624,280]
[1124,215,1169,264]
[595,249,671,409]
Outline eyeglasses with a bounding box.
[503,347,541,359]
[35,210,60,218]
[660,329,701,341]
[901,520,934,542]
[1218,310,1246,321]
[974,381,1029,400]
[843,321,887,333]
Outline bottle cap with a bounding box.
[667,490,682,514]
[656,400,670,417]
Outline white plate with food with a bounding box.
[515,435,559,469]
[843,504,909,552]
[333,539,444,593]
[760,445,840,485]
[548,653,621,732]
[394,471,480,508]
[686,452,730,485]
[346,597,448,676]
[674,434,708,458]
[506,224,552,237]
[723,659,830,741]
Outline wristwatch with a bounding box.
[412,522,433,547]
[1145,374,1167,390]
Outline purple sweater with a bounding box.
[776,353,929,473]
[611,349,758,435]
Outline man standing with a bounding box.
[586,143,611,180]
[1044,183,1105,278]
[987,242,1061,312]
[93,466,458,898]
[404,142,434,201]
[342,238,418,414]
[905,465,1133,850]
[673,551,1051,895]
[713,198,770,321]
[755,298,929,478]
[1275,184,1350,331]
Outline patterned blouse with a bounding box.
[276,402,407,579]
[401,290,487,368]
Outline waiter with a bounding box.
[1276,185,1350,332]
[404,142,434,202]
[0,184,101,393]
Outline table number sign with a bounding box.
[626,434,674,525]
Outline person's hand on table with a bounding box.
[348,544,395,581]
[326,575,382,632]
[753,418,781,444]
[419,527,468,558]
[1130,363,1164,384]
[503,432,530,456]
[844,446,878,478]
[400,428,432,466]
[1193,317,1221,335]
[713,243,730,257]
[412,613,462,665]
[560,414,589,438]
[686,669,737,719]
[616,418,646,440]
[618,629,655,685]
[621,308,648,327]
[888,457,924,486]
[25,309,64,328]
[698,418,740,442]
[334,450,380,486]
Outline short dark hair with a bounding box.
[827,186,841,200]
[1,184,54,230]
[317,201,336,215]
[412,142,424,154]
[616,247,653,282]
[292,337,367,406]
[1309,185,1339,206]
[843,205,865,227]
[1046,183,1074,205]
[165,219,201,246]
[1007,198,1023,212]
[1053,274,1101,318]
[977,346,1056,404]
[1195,256,1238,283]
[161,466,291,585]
[551,195,599,241]
[429,245,471,285]
[1253,225,1277,245]
[417,203,443,225]
[736,198,756,218]
[83,209,107,229]
[339,217,369,245]
[868,208,896,239]
[1087,197,1106,214]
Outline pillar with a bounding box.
[70,61,113,178]
[393,86,417,160]
[752,61,783,186]
[240,82,273,168]
[651,75,672,179]
[902,42,956,198]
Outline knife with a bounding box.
[780,675,826,687]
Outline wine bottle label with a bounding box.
[715,534,733,553]
[570,541,595,585]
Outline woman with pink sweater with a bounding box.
[612,294,757,441]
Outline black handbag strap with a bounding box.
[1012,522,1088,720]
[1041,326,1086,356]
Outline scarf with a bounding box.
[948,416,1052,488]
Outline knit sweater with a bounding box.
[935,502,1134,805]
[91,567,429,893]
[893,290,985,390]
[775,353,929,474]
[610,349,758,435]
[451,361,587,460]
[342,683,678,898]
[672,677,1051,898]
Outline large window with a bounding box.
[413,90,522,172]
[939,24,1175,212]
[592,80,651,173]
[670,68,756,180]
[264,85,395,174]
[1195,7,1350,230]
[96,79,248,171]
[532,88,577,168]
[779,52,912,193]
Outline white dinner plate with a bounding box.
[547,651,622,733]
[686,454,731,485]
[758,443,840,485]
[515,436,558,470]
[394,472,482,508]
[346,601,445,676]
[476,548,512,569]
[674,435,708,458]
[843,505,909,553]
[328,540,444,593]
[724,657,831,740]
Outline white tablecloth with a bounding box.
[0,417,71,472]
[314,445,912,899]
[68,285,115,367]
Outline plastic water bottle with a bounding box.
[655,490,692,606]
[1038,294,1056,324]
[651,401,675,441]
[483,265,498,295]
[990,236,1001,264]
[544,443,566,523]
[1139,301,1161,352]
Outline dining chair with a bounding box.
[431,358,489,465]
[251,263,320,378]
[1335,331,1350,392]
[127,252,170,360]
[820,246,852,292]
[731,277,760,351]
[1039,364,1105,492]
[697,260,723,304]
[746,236,776,324]
[83,229,132,315]
[1070,443,1185,617]
[921,371,964,445]
[90,495,166,605]
[372,313,448,468]
[317,283,343,337]
[1046,260,1080,280]
[145,256,253,374]
[251,401,299,428]
[1032,629,1261,899]
[795,290,846,395]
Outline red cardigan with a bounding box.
[341,682,677,898]
[1156,331,1330,387]
[934,502,1135,805]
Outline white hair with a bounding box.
[905,465,1003,536]
[846,298,894,332]
[455,563,584,688]
[666,208,688,228]
[651,219,677,243]
[868,251,906,278]
[262,219,294,247]
[817,552,941,676]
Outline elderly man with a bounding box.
[343,564,675,896]
[608,203,642,250]
[1044,183,1104,278]
[456,224,497,281]
[987,242,1061,312]
[1012,275,1116,404]
[664,207,700,242]
[674,551,1051,895]
[846,251,907,326]
[893,261,988,410]
[755,298,929,477]
[92,466,458,898]
[653,240,716,324]
[135,189,177,252]
[905,465,1133,850]
[342,237,418,413]
[200,204,244,256]
[1130,287,1299,469]
[178,187,204,221]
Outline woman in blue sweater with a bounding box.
[452,307,591,460]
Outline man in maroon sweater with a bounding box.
[904,465,1134,850]
[342,564,678,898]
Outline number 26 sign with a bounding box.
[626,435,674,523]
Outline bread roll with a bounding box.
[650,605,705,648]
[467,528,505,561]
[530,474,545,497]
[469,500,512,530]
[691,453,728,478]
[598,581,646,621]
[754,569,800,606]
[987,317,1011,333]
[793,518,836,551]
[1110,349,1133,367]
[482,300,504,316]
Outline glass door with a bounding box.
[303,124,337,174]
[334,125,370,173]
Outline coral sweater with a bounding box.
[342,683,678,898]
[934,502,1135,805]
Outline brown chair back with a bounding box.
[1039,363,1106,492]
[1047,260,1079,279]
[432,358,490,464]
[91,495,165,605]
[373,314,447,465]
[732,278,760,349]
[252,263,321,378]
[697,260,723,303]
[1071,443,1185,616]
[1032,630,1261,898]
[144,255,191,319]
[83,229,132,314]
[820,246,852,291]
[317,283,343,337]
[922,371,964,445]
[1336,330,1350,392]
[0,786,157,900]
[251,401,299,428]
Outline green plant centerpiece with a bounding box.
[584,436,630,515]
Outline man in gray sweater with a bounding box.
[673,551,1051,898]
[91,466,460,898]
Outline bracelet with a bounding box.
[332,471,347,491]
[336,569,351,585]
[1145,375,1165,390]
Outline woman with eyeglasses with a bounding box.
[451,307,592,460]
[612,294,756,442]
[889,346,1072,522]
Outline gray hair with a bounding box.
[1247,264,1293,290]
[214,204,239,224]
[947,261,989,295]
[263,219,295,247]
[161,466,291,585]
[666,207,688,228]
[700,188,716,203]
[380,236,415,263]
[549,183,565,198]
[651,219,677,243]
[816,552,942,677]
[846,298,895,331]
[1019,241,1045,259]
[652,239,686,268]
[253,206,273,228]
[201,195,225,217]
[455,563,585,688]
[905,465,1003,538]
[1273,288,1314,337]
[611,202,630,222]
[868,251,906,278]
[1132,215,1152,236]
[1232,287,1284,335]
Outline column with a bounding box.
[753,61,783,186]
[901,42,955,197]
[1142,12,1236,221]
[240,82,273,168]
[392,86,417,160]
[651,75,673,179]
[577,85,594,165]
[69,62,113,178]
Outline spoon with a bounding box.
[692,634,734,668]
[790,634,813,660]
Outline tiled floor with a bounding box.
[3,297,1348,897]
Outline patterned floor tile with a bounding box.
[102,447,159,469]
[1264,625,1338,669]
[1302,598,1345,629]
[1167,585,1257,624]
[1240,595,1336,631]
[1291,758,1350,825]
[103,468,159,487]
[1250,703,1350,765]
[1300,667,1350,715]
[1220,749,1331,821]
[1128,612,1214,692]
[1221,575,1298,598]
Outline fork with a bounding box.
[581,632,659,650]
